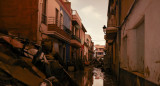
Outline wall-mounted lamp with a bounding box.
[103,25,107,34]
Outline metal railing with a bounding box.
[71,35,81,43]
[48,17,56,24]
[48,17,63,29]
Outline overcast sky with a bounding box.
[69,0,109,45]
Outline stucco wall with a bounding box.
[47,0,60,25]
[120,0,160,85]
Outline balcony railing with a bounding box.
[48,17,63,29]
[71,35,81,43]
[42,14,47,24]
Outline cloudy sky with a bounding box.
[69,0,109,45]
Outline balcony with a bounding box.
[45,17,71,42]
[72,10,81,26]
[47,17,63,30]
[70,35,81,48]
[71,35,81,43]
[105,27,118,41]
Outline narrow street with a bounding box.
[0,0,160,86]
[69,66,117,86]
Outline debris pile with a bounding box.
[0,33,78,86]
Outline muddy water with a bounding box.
[68,67,117,86]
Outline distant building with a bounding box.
[84,34,94,63]
[94,45,105,60]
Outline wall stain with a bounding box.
[155,61,160,63]
[145,66,150,77]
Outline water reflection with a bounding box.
[70,67,116,86]
[69,67,116,86]
[92,68,104,86]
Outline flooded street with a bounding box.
[69,66,117,86]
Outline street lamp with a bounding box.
[103,25,107,34]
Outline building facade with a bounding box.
[0,0,72,66]
[70,10,82,63]
[105,0,160,86]
[94,45,105,60]
[84,34,94,64]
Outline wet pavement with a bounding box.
[68,66,117,86]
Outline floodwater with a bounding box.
[68,67,117,86]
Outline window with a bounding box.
[42,0,47,24]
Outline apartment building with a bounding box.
[94,45,105,60]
